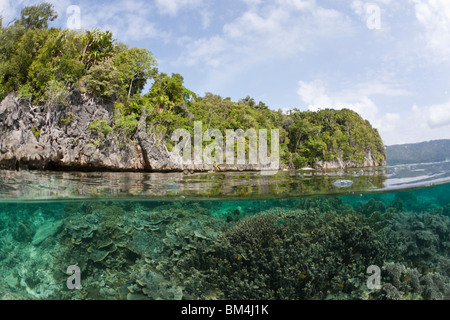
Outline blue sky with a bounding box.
[2,0,450,146]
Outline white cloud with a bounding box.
[47,0,72,18]
[78,0,169,41]
[298,79,379,124]
[351,0,394,18]
[297,79,408,124]
[360,99,450,146]
[199,7,213,29]
[180,36,228,67]
[420,100,450,128]
[155,0,202,16]
[296,79,414,145]
[351,0,365,17]
[241,0,263,7]
[293,86,450,145]
[175,1,353,68]
[0,0,74,26]
[0,0,168,41]
[0,0,17,25]
[295,78,450,145]
[411,0,450,62]
[275,0,315,11]
[387,102,450,145]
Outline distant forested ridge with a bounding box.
[386,140,450,165]
[0,3,386,171]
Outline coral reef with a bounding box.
[386,211,450,266]
[128,204,398,300]
[0,203,65,299]
[376,262,450,300]
[0,182,449,300]
[225,213,280,248]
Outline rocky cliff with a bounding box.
[0,92,272,172]
[0,92,386,172]
[314,150,384,170]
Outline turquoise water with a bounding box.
[1,163,450,300]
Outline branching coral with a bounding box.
[379,262,450,300]
[386,211,450,265]
[225,213,280,248]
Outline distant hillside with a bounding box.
[386,139,450,165]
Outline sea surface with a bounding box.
[0,161,450,300]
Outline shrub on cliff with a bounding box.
[88,119,112,147]
[86,59,122,100]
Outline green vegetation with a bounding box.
[286,108,386,165]
[0,3,386,168]
[30,126,40,140]
[60,112,76,126]
[88,119,112,147]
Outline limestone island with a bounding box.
[0,3,386,173]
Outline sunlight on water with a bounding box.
[0,163,449,300]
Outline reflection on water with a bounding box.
[384,161,450,189]
[0,168,388,201]
[1,161,450,201]
[0,162,449,300]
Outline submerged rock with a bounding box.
[32,220,63,246]
[13,222,36,243]
[130,268,184,300]
[332,179,354,188]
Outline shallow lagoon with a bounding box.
[0,162,449,300]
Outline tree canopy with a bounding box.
[17,2,58,30]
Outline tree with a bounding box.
[28,29,85,98]
[43,79,70,106]
[82,29,116,71]
[17,2,57,30]
[86,59,122,100]
[148,73,186,111]
[239,96,256,107]
[1,28,50,95]
[114,47,157,102]
[88,119,112,148]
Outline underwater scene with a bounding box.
[0,162,450,300]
